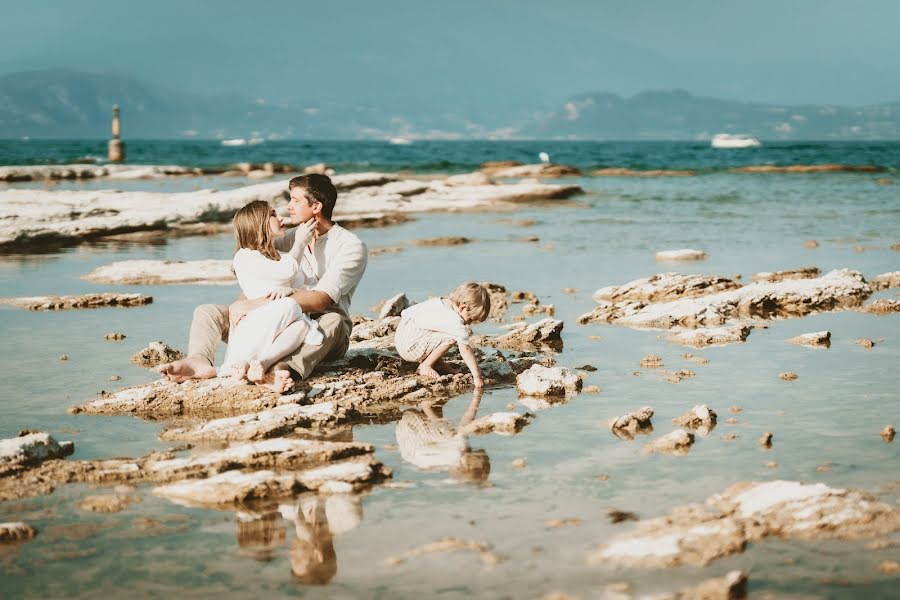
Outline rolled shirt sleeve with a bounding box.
[312,236,368,304]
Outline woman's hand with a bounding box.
[295,217,317,248]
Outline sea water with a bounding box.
[0,141,898,598]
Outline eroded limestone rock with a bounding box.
[482,162,580,178]
[731,164,881,173]
[751,266,820,282]
[130,342,186,368]
[882,425,896,443]
[78,494,139,513]
[0,433,74,477]
[608,407,654,440]
[83,260,236,285]
[0,522,37,543]
[788,331,831,348]
[591,168,694,177]
[460,412,533,436]
[516,365,582,397]
[871,271,900,290]
[592,273,739,304]
[472,318,564,351]
[0,293,151,311]
[668,570,748,600]
[673,405,717,430]
[864,299,900,314]
[644,430,695,455]
[655,249,707,262]
[374,293,409,319]
[666,326,751,348]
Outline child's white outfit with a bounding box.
[394,297,470,362]
[220,248,324,371]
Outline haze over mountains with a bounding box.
[2,70,899,141]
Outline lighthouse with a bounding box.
[107,104,125,162]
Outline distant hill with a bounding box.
[1,70,899,140]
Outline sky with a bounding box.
[1,0,899,108]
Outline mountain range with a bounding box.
[2,70,899,140]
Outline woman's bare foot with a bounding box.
[255,363,295,394]
[219,361,249,379]
[434,358,460,374]
[417,364,441,379]
[157,356,217,382]
[246,360,265,382]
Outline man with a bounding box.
[158,174,367,392]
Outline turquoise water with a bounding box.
[0,143,899,598]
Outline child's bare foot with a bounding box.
[158,356,217,382]
[417,364,441,379]
[246,360,265,382]
[435,358,460,374]
[218,361,249,380]
[255,363,295,394]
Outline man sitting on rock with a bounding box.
[158,174,368,392]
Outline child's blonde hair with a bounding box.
[449,282,491,323]
[233,200,280,261]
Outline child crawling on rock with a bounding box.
[219,200,323,389]
[394,282,490,389]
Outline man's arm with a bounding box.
[288,288,333,314]
[299,236,368,314]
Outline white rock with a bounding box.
[0,433,75,477]
[655,249,707,262]
[516,364,582,397]
[83,259,235,285]
[666,326,751,347]
[787,331,832,348]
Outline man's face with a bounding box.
[288,188,317,225]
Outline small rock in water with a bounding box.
[865,299,900,314]
[804,239,820,249]
[816,463,833,473]
[78,494,138,513]
[779,371,799,381]
[595,473,610,481]
[545,518,582,529]
[680,352,710,364]
[639,354,664,368]
[583,385,600,394]
[881,425,895,443]
[655,248,707,262]
[59,354,69,361]
[607,510,638,524]
[856,338,875,348]
[880,560,900,574]
[0,522,37,543]
[730,406,743,413]
[644,429,694,455]
[725,418,737,424]
[131,342,185,368]
[577,364,597,372]
[511,457,527,469]
[766,461,778,469]
[721,433,738,441]
[758,432,774,448]
[104,332,126,341]
[563,287,578,294]
[788,331,831,348]
[673,405,717,430]
[109,375,121,381]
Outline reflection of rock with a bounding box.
[0,432,75,477]
[592,273,739,304]
[788,331,831,348]
[751,266,820,282]
[0,293,151,311]
[644,430,695,455]
[667,326,751,348]
[130,341,186,368]
[608,407,654,440]
[385,537,502,568]
[589,480,900,568]
[461,412,533,436]
[864,299,900,314]
[516,365,582,397]
[160,402,346,442]
[83,259,236,285]
[78,494,139,513]
[236,510,285,561]
[655,249,707,262]
[0,522,37,543]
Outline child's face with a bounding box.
[268,210,285,238]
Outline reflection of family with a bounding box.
[158,173,490,391]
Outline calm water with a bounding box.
[0,142,898,598]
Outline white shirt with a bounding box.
[232,248,305,300]
[276,223,367,318]
[400,297,470,343]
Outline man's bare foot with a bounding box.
[434,358,460,374]
[255,363,295,394]
[417,364,441,379]
[246,360,265,382]
[157,356,217,383]
[219,361,249,379]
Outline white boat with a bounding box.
[388,137,412,145]
[248,137,265,145]
[711,134,761,149]
[220,138,247,147]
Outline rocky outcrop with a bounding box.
[655,249,707,262]
[481,163,581,178]
[589,480,900,568]
[460,412,533,436]
[83,260,235,285]
[0,522,37,543]
[472,318,564,351]
[0,164,205,182]
[666,326,751,348]
[731,164,882,173]
[751,266,820,282]
[0,293,151,310]
[591,273,740,304]
[130,342,185,368]
[864,299,900,314]
[788,331,831,348]
[516,365,582,397]
[608,407,654,440]
[673,405,717,432]
[0,433,74,477]
[644,430,695,455]
[870,271,900,290]
[374,293,409,319]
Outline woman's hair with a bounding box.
[449,282,492,323]
[233,200,280,261]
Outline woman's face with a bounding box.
[268,210,286,238]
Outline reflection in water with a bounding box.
[395,391,491,484]
[232,493,363,585]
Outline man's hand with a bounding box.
[265,288,292,300]
[229,297,267,329]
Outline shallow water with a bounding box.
[1,154,899,598]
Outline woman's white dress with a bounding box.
[220,248,323,370]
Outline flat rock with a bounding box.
[482,163,581,178]
[668,571,748,600]
[83,260,236,285]
[655,249,707,262]
[667,326,751,347]
[0,293,151,311]
[864,299,900,314]
[130,342,186,368]
[592,273,739,304]
[516,365,582,397]
[788,331,831,348]
[0,522,37,543]
[731,164,882,173]
[644,430,695,455]
[0,164,202,182]
[751,266,820,282]
[159,402,345,442]
[374,293,409,319]
[608,407,654,440]
[472,318,564,351]
[590,480,900,568]
[460,412,533,436]
[0,433,75,477]
[871,271,900,290]
[412,236,472,246]
[591,168,694,177]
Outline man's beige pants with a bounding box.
[189,304,351,379]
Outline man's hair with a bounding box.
[289,174,338,220]
[449,282,491,323]
[232,200,280,261]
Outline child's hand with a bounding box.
[265,288,291,300]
